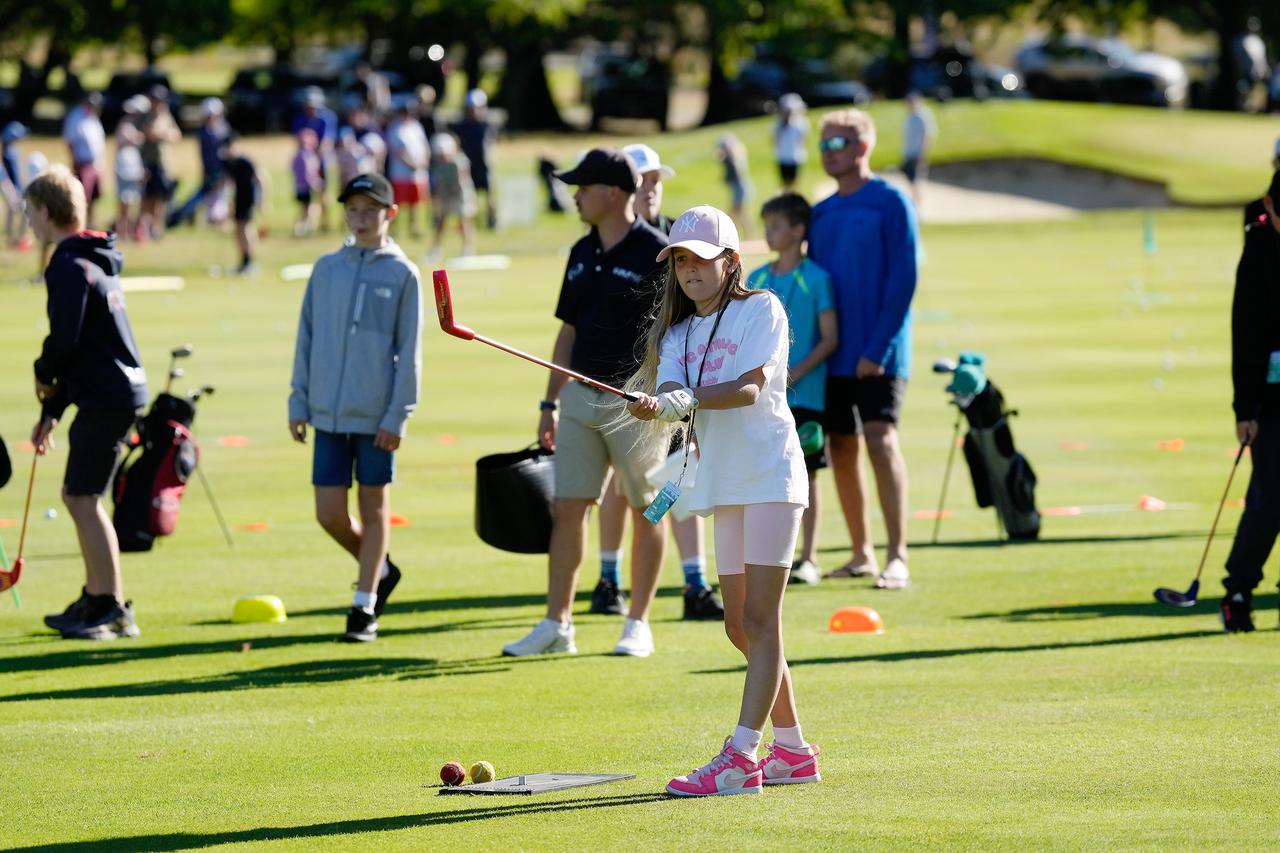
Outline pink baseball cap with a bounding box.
[656,205,740,262]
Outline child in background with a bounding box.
[426,133,476,260]
[624,205,820,796]
[336,127,374,190]
[2,122,35,251]
[747,193,838,584]
[716,133,752,226]
[115,96,149,241]
[289,173,423,643]
[292,128,323,237]
[222,134,268,275]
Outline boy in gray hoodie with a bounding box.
[289,173,423,642]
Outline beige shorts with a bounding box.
[555,381,662,507]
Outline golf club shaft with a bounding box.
[932,409,963,545]
[196,467,235,548]
[1190,438,1250,584]
[15,451,37,562]
[470,332,639,402]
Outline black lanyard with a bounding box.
[675,296,731,486]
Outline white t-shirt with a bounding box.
[656,292,808,514]
[775,118,808,166]
[903,107,937,159]
[385,119,428,182]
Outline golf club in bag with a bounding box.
[933,352,1040,540]
[112,347,231,551]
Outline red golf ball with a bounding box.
[440,761,466,786]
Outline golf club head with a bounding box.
[932,358,957,374]
[171,344,193,359]
[170,368,185,380]
[0,559,21,592]
[432,269,476,341]
[1153,579,1198,608]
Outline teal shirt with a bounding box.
[747,257,835,410]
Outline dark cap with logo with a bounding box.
[554,148,639,193]
[338,173,395,207]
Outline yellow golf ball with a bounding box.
[469,761,495,783]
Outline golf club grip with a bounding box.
[473,334,639,402]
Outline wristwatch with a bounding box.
[539,400,557,412]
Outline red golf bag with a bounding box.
[112,393,200,552]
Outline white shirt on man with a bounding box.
[385,118,428,183]
[63,106,106,165]
[903,107,937,159]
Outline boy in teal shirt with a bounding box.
[748,192,838,584]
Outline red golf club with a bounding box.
[0,451,38,592]
[432,269,639,402]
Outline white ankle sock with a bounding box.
[732,725,762,759]
[353,591,377,613]
[379,559,391,580]
[773,724,807,750]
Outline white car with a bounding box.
[1016,35,1188,108]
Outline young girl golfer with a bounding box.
[625,205,820,796]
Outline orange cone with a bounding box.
[828,606,885,634]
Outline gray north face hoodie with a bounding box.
[288,239,422,436]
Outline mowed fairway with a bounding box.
[1,184,1279,846]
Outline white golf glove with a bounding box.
[654,389,698,422]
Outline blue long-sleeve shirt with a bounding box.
[808,176,919,378]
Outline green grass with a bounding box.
[2,108,1280,850]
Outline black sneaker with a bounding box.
[44,587,91,632]
[374,557,401,617]
[342,607,378,642]
[1220,591,1255,633]
[589,579,626,615]
[61,598,141,640]
[683,585,725,621]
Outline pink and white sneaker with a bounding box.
[758,742,821,785]
[666,737,763,797]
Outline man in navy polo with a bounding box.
[503,148,669,658]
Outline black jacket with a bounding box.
[1232,216,1280,422]
[34,231,149,420]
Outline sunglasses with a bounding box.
[818,136,859,153]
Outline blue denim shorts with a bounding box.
[312,430,395,487]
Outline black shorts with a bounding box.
[779,162,799,185]
[65,407,138,497]
[902,156,923,183]
[295,189,313,206]
[791,406,829,472]
[144,167,174,201]
[824,375,907,435]
[234,195,256,224]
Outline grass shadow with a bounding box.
[690,629,1223,675]
[283,586,686,620]
[819,531,1212,553]
[964,592,1280,622]
[11,792,670,851]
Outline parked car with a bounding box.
[583,52,669,131]
[226,65,336,133]
[729,55,871,117]
[101,69,180,131]
[866,47,1024,101]
[1015,35,1187,107]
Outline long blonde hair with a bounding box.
[615,249,759,451]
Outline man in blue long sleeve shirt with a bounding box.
[808,109,919,590]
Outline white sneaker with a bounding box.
[613,618,654,657]
[502,618,576,657]
[874,558,910,590]
[789,560,822,585]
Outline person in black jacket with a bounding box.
[24,165,149,640]
[1241,138,1280,231]
[1221,169,1280,633]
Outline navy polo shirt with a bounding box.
[555,218,668,386]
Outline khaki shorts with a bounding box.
[555,381,662,507]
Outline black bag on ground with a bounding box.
[475,447,555,553]
[958,382,1040,540]
[112,393,199,552]
[0,433,10,490]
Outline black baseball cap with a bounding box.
[338,173,395,207]
[554,148,639,192]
